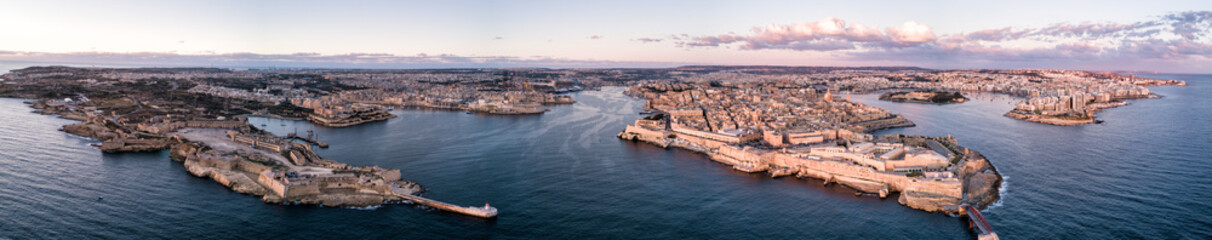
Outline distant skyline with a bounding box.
[1,0,1210,73]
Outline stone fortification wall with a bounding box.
[716,145,769,172]
[618,125,671,148]
[258,170,289,198]
[671,129,727,149]
[381,169,402,182]
[234,159,274,175]
[140,119,247,134]
[766,153,961,198]
[187,154,234,170]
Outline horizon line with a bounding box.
[6,61,1200,75]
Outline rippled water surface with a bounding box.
[1,74,1210,239]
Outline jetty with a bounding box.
[391,185,497,218]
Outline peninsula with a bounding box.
[618,81,1000,214]
[0,66,525,217]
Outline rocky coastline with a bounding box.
[20,98,425,207]
[1003,111,1095,126]
[167,132,424,207]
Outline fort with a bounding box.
[169,127,497,217]
[27,94,496,217]
[306,105,397,127]
[137,117,249,134]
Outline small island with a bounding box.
[879,90,967,104]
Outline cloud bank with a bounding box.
[2,11,1209,72]
[676,11,1212,71]
[0,51,685,69]
[677,17,937,50]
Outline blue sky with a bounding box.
[1,0,1210,72]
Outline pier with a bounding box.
[391,185,497,218]
[962,204,999,240]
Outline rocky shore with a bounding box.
[1003,111,1095,126]
[26,98,425,207]
[168,128,423,207]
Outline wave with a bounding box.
[344,205,382,211]
[985,176,1007,211]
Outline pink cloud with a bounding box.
[674,11,1212,71]
[633,37,663,43]
[678,17,934,51]
[0,51,689,69]
[885,21,936,43]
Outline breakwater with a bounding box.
[391,189,498,218]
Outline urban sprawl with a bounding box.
[0,66,1184,230]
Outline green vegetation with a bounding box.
[879,90,966,104]
[266,103,312,118]
[928,92,966,103]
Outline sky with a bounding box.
[1,0,1210,72]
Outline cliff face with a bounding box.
[616,126,671,148]
[958,152,1002,209]
[62,121,118,140]
[184,160,271,196]
[899,190,962,212]
[169,142,199,161]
